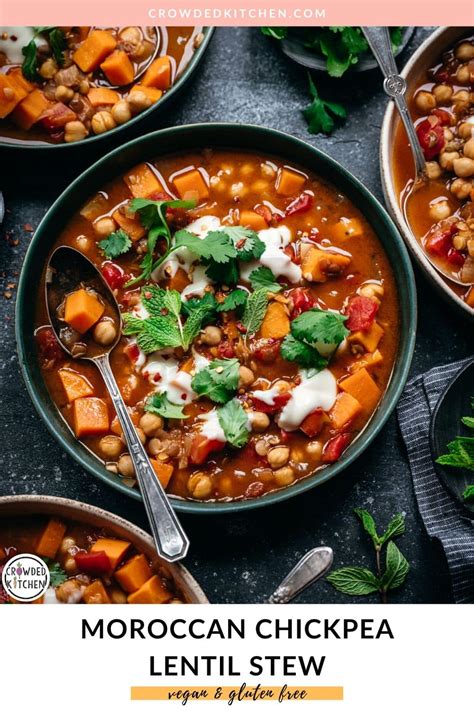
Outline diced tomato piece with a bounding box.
[124,342,140,363]
[322,433,352,463]
[101,262,128,290]
[35,326,64,363]
[217,340,236,358]
[279,429,294,443]
[285,192,313,217]
[189,435,226,465]
[431,108,452,126]
[252,392,291,414]
[251,338,281,362]
[447,248,466,267]
[74,550,112,576]
[425,223,457,258]
[41,102,76,131]
[290,287,316,318]
[346,295,379,332]
[416,117,445,160]
[254,204,272,224]
[300,408,326,437]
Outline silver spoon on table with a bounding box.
[268,547,333,603]
[45,246,189,563]
[362,27,474,288]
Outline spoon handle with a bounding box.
[94,354,190,562]
[267,546,333,603]
[361,27,426,178]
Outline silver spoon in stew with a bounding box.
[362,27,474,288]
[45,246,190,563]
[267,546,333,603]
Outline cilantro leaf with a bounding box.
[303,74,346,135]
[174,229,237,263]
[280,334,328,370]
[205,258,240,286]
[98,229,132,259]
[242,288,268,336]
[145,392,188,419]
[249,266,283,293]
[192,358,240,404]
[217,289,248,312]
[224,226,265,262]
[217,399,249,448]
[326,567,381,596]
[21,27,65,81]
[261,27,288,40]
[42,559,67,587]
[22,39,39,81]
[463,485,474,502]
[291,308,348,345]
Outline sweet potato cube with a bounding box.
[83,579,111,604]
[0,74,28,118]
[260,301,290,339]
[348,321,384,353]
[349,349,383,373]
[115,554,152,593]
[73,397,109,438]
[64,288,105,334]
[90,538,131,569]
[124,163,165,198]
[329,392,362,429]
[35,518,67,558]
[239,210,267,231]
[172,168,209,201]
[11,89,50,130]
[141,55,172,90]
[151,460,174,489]
[332,217,364,240]
[58,368,94,402]
[275,167,306,196]
[73,30,117,72]
[100,50,134,86]
[127,575,172,604]
[9,68,34,95]
[339,368,381,413]
[301,246,351,283]
[130,84,162,104]
[167,267,190,292]
[113,207,145,241]
[88,87,119,107]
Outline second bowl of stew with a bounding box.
[16,123,417,512]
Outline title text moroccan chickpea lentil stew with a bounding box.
[35,150,400,502]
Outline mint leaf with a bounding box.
[249,266,283,293]
[380,541,409,591]
[463,485,474,502]
[303,74,346,135]
[22,39,39,81]
[182,292,218,325]
[145,392,188,419]
[122,313,181,353]
[217,289,248,312]
[261,27,288,40]
[280,334,327,370]
[380,513,405,546]
[326,567,380,596]
[217,399,249,448]
[242,288,268,336]
[291,308,348,345]
[182,298,217,350]
[48,27,66,66]
[436,438,474,471]
[192,358,239,404]
[461,416,474,429]
[98,229,132,259]
[354,508,379,544]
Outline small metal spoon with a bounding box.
[362,27,473,288]
[45,246,190,563]
[268,546,333,603]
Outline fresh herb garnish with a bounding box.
[261,27,288,40]
[144,392,188,419]
[436,397,474,502]
[303,74,347,135]
[42,559,67,587]
[249,266,283,293]
[22,27,66,81]
[181,298,217,350]
[98,229,132,260]
[326,509,409,602]
[217,289,249,312]
[280,334,328,370]
[182,292,218,325]
[217,399,250,448]
[123,313,182,353]
[192,358,240,404]
[241,288,268,336]
[280,308,348,369]
[463,485,474,502]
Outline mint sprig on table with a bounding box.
[326,509,409,602]
[280,308,348,370]
[303,75,347,135]
[436,397,474,502]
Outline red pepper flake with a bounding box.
[23,223,34,232]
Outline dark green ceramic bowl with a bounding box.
[16,123,417,514]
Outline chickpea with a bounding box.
[451,178,473,200]
[55,84,74,103]
[425,161,442,180]
[274,379,292,393]
[60,536,76,555]
[453,157,474,178]
[135,427,147,445]
[79,79,90,95]
[55,579,83,603]
[439,151,460,171]
[187,472,213,499]
[255,439,270,456]
[64,556,78,574]
[119,26,142,45]
[453,90,470,110]
[267,446,290,469]
[128,90,152,113]
[453,233,468,251]
[249,411,270,433]
[456,64,471,85]
[39,57,57,79]
[455,41,474,62]
[359,282,384,300]
[64,120,88,143]
[261,162,276,179]
[414,90,436,113]
[140,412,164,437]
[99,435,123,459]
[110,588,127,604]
[93,217,116,237]
[230,181,245,197]
[306,441,323,459]
[463,138,474,160]
[200,325,222,345]
[118,454,135,477]
[458,122,473,140]
[149,438,165,456]
[273,466,295,487]
[238,365,255,389]
[91,110,116,135]
[93,319,117,346]
[432,84,453,105]
[429,200,452,222]
[111,100,132,125]
[75,234,91,252]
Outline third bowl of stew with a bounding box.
[16,123,417,512]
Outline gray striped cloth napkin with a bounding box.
[397,357,474,603]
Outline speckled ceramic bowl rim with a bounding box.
[0,494,209,602]
[15,122,417,514]
[0,28,214,152]
[380,26,474,321]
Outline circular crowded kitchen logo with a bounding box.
[1,554,50,602]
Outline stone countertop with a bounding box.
[1,27,472,603]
